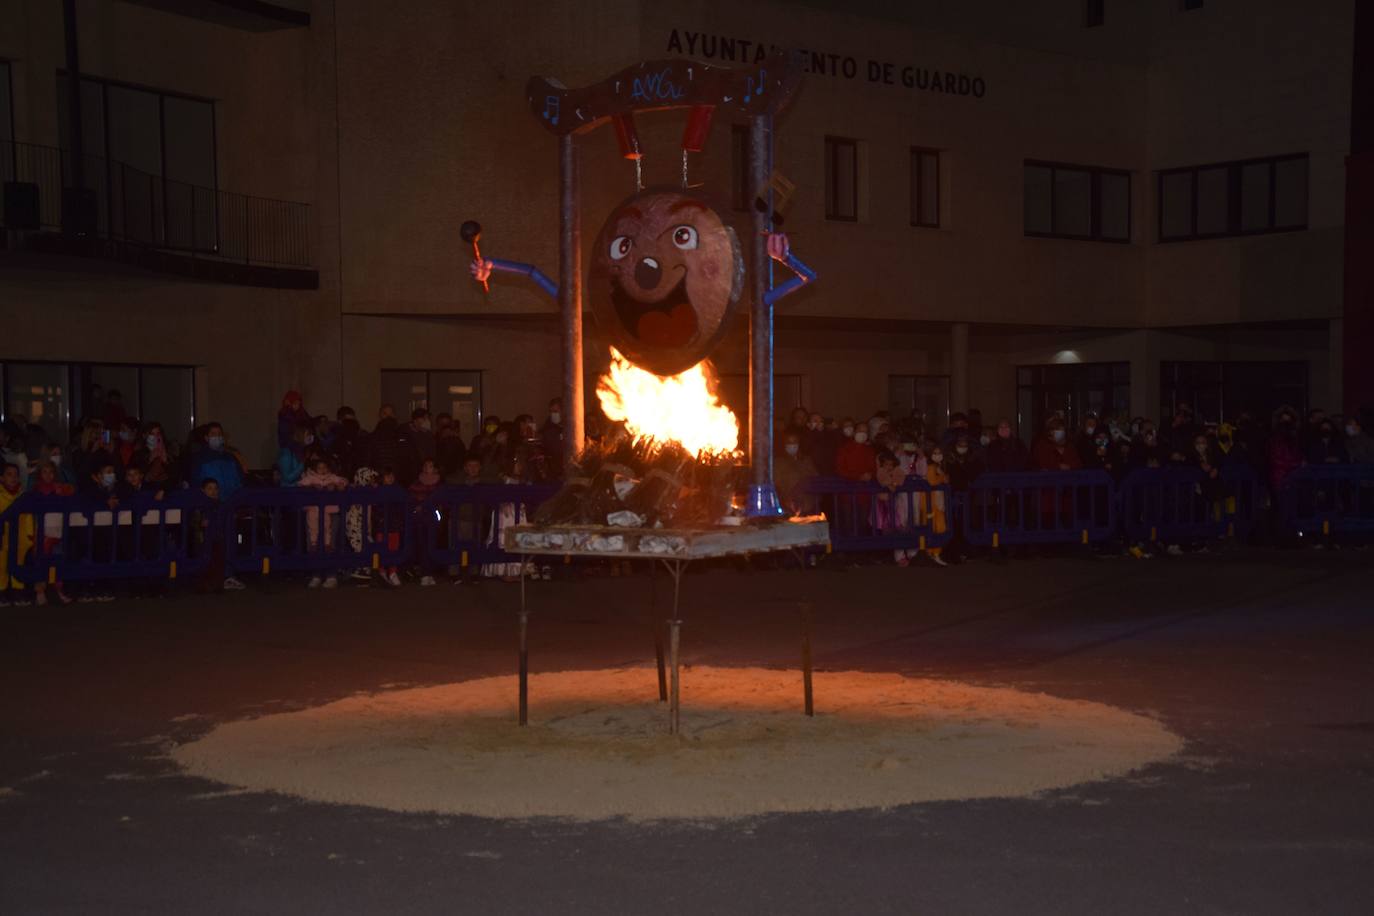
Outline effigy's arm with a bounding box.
[471,258,558,299]
[763,233,817,306]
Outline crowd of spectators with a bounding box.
[2,387,1372,600]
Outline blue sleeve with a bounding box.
[487,258,558,299]
[764,252,817,306]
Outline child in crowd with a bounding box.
[345,466,379,584]
[29,460,75,606]
[483,455,534,583]
[408,459,443,586]
[923,445,950,567]
[298,458,348,588]
[0,462,31,606]
[377,467,403,587]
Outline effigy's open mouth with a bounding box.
[611,274,699,348]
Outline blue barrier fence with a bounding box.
[1279,464,1374,536]
[802,477,955,552]
[0,490,217,584]
[2,465,1371,584]
[418,484,560,569]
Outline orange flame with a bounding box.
[597,347,740,458]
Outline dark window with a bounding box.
[1182,0,1204,10]
[381,370,483,439]
[888,375,950,430]
[909,148,940,228]
[731,125,751,212]
[1157,153,1307,241]
[0,60,14,182]
[1015,362,1130,442]
[824,136,859,221]
[1160,361,1307,425]
[0,360,196,447]
[1085,0,1105,27]
[1024,161,1131,242]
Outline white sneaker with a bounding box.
[930,554,949,567]
[420,575,436,587]
[323,576,338,589]
[387,571,402,587]
[307,576,322,589]
[223,577,247,591]
[1166,544,1184,557]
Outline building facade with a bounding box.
[0,0,1361,465]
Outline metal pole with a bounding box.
[518,570,528,726]
[746,115,784,517]
[558,134,585,468]
[652,561,666,702]
[668,560,684,735]
[801,601,814,717]
[62,0,84,192]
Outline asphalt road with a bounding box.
[2,549,1372,915]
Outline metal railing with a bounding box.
[0,140,311,268]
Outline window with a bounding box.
[1157,154,1307,241]
[1,361,196,446]
[731,125,751,212]
[0,60,13,183]
[1016,362,1130,442]
[1085,0,1105,27]
[824,136,859,221]
[380,370,482,438]
[888,375,950,430]
[1160,361,1307,425]
[909,148,940,228]
[1023,161,1131,242]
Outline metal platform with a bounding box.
[504,516,830,560]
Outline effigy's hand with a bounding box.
[470,258,493,284]
[766,232,790,262]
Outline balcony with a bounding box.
[1,141,317,289]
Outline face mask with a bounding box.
[304,434,315,446]
[930,453,943,464]
[784,443,799,457]
[100,473,116,487]
[852,431,868,444]
[119,430,135,442]
[485,424,498,435]
[549,413,561,424]
[1347,425,1359,437]
[955,446,968,455]
[808,421,823,431]
[979,435,990,446]
[49,454,62,467]
[1195,443,1208,454]
[207,436,225,450]
[1085,422,1096,434]
[842,426,854,438]
[1052,429,1065,444]
[998,428,1011,439]
[146,435,159,449]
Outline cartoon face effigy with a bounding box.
[589,190,744,377]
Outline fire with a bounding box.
[597,347,740,458]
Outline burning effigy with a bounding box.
[462,52,829,732]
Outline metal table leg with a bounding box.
[518,565,528,726]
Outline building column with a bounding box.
[950,322,970,413]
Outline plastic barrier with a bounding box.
[801,477,955,553]
[961,470,1116,547]
[1118,466,1228,543]
[1219,464,1263,538]
[418,483,558,569]
[1279,464,1374,537]
[1,490,218,584]
[224,485,415,575]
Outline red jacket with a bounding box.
[835,441,877,481]
[1031,437,1083,471]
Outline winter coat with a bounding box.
[1267,433,1303,492]
[835,441,877,481]
[984,437,1029,473]
[277,446,306,487]
[1031,437,1083,471]
[368,418,418,485]
[192,447,245,500]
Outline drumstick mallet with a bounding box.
[460,220,489,293]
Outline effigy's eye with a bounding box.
[671,225,698,250]
[610,236,632,260]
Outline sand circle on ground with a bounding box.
[172,667,1181,821]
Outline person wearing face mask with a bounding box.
[38,443,76,487]
[1130,423,1166,469]
[191,423,245,501]
[1344,416,1374,464]
[0,462,31,606]
[277,420,312,487]
[836,421,877,483]
[921,445,951,567]
[131,423,178,489]
[539,398,565,479]
[469,415,502,465]
[1032,418,1083,472]
[410,408,437,467]
[803,413,839,476]
[1267,408,1304,494]
[775,431,818,517]
[946,433,984,492]
[113,418,141,471]
[985,419,1029,473]
[940,412,970,450]
[1075,412,1100,464]
[332,406,370,480]
[1305,419,1347,465]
